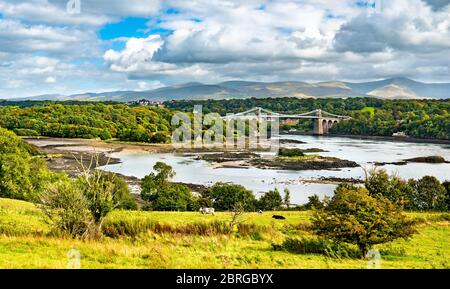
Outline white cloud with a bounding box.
[0,18,101,57]
[334,0,450,53]
[137,80,164,90]
[0,0,161,26]
[45,76,56,83]
[1,0,449,98]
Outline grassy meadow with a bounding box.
[0,197,449,269]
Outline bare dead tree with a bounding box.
[228,202,246,234]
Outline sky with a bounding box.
[0,0,449,98]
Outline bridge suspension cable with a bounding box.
[222,107,350,120]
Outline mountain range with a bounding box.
[13,77,450,102]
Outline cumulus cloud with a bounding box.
[1,0,449,98]
[0,0,161,26]
[334,0,450,53]
[0,18,101,58]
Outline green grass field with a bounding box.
[360,106,376,117]
[0,198,449,269]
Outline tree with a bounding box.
[304,194,324,210]
[141,161,175,200]
[228,202,246,233]
[0,103,173,144]
[209,182,256,211]
[0,128,55,201]
[258,189,283,210]
[312,185,415,257]
[145,184,193,211]
[141,162,193,211]
[406,176,447,211]
[364,168,409,205]
[283,188,291,209]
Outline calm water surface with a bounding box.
[101,135,450,205]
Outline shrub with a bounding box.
[39,160,135,239]
[444,181,450,210]
[273,237,359,258]
[103,219,230,238]
[278,148,305,157]
[77,170,122,225]
[312,185,416,257]
[38,180,92,238]
[13,128,40,137]
[93,172,137,210]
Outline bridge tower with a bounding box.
[313,109,324,135]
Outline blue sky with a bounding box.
[0,0,449,98]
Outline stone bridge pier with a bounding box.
[313,109,340,135]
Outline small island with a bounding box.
[195,148,358,170]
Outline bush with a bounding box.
[312,185,416,257]
[13,128,40,137]
[278,148,305,157]
[273,237,359,258]
[39,169,136,239]
[151,132,170,143]
[38,180,92,238]
[93,172,137,210]
[444,181,450,210]
[103,219,230,238]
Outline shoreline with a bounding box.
[283,131,450,145]
[21,136,449,197]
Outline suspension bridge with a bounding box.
[222,107,351,135]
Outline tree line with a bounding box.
[166,97,450,140]
[0,103,173,143]
[2,98,449,141]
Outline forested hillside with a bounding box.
[166,98,450,140]
[1,98,449,141]
[0,103,173,143]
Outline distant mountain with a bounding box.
[14,78,450,102]
[367,84,421,99]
